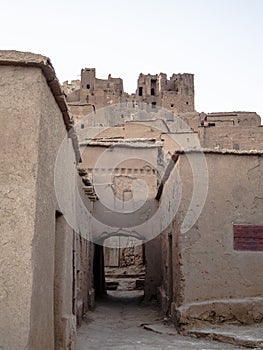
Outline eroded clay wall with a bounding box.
[64,70,195,120]
[161,74,195,114]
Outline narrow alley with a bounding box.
[76,288,242,350]
[1,51,263,350]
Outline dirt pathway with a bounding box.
[76,290,243,350]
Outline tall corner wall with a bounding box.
[0,64,42,350]
[0,52,94,350]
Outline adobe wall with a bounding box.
[198,125,263,150]
[30,69,75,350]
[80,143,159,242]
[0,51,93,350]
[75,173,96,318]
[0,64,41,350]
[202,112,261,127]
[144,235,163,301]
[165,151,263,327]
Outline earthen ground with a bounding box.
[76,289,243,350]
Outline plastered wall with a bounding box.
[0,53,94,350]
[159,152,263,327]
[0,65,41,350]
[199,125,263,150]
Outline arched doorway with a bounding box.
[93,234,145,299]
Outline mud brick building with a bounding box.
[1,51,262,350]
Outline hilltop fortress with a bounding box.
[63,68,262,150]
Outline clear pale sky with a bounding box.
[1,0,263,119]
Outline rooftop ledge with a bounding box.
[175,148,263,156]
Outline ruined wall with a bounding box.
[0,51,93,350]
[120,244,144,268]
[135,73,195,114]
[136,73,161,98]
[63,69,195,122]
[168,151,263,327]
[161,74,195,114]
[63,68,127,121]
[104,237,144,269]
[62,79,80,102]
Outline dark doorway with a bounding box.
[93,236,145,299]
[168,233,173,314]
[93,243,106,297]
[151,79,157,96]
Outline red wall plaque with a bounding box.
[234,225,263,251]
